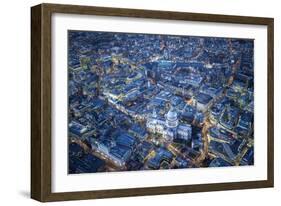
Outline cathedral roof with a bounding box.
[166,107,178,121]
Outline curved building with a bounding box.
[165,107,179,128]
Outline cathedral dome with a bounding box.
[166,107,178,121]
[166,107,179,128]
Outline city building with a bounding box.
[193,92,213,113]
[146,107,192,142]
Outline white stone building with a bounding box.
[146,107,192,142]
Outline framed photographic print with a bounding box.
[31,3,274,202]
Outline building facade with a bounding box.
[146,107,192,142]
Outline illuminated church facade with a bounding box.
[146,107,192,142]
